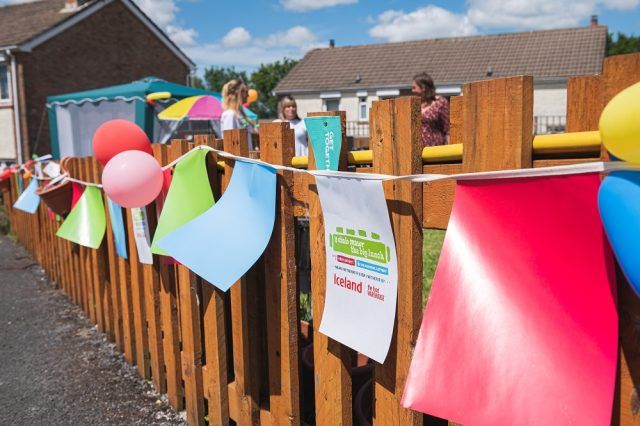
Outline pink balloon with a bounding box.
[102,150,163,208]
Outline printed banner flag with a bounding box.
[13,178,40,214]
[106,197,127,259]
[304,116,342,170]
[157,161,276,291]
[56,186,106,249]
[151,149,214,255]
[131,207,153,264]
[315,175,398,363]
[402,174,617,426]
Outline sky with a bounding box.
[2,0,640,73]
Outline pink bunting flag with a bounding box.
[402,174,617,425]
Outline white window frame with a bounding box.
[323,98,340,112]
[358,96,368,121]
[0,61,11,105]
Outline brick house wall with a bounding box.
[15,0,190,156]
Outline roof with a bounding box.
[47,76,216,105]
[274,26,607,94]
[0,0,194,69]
[0,0,80,47]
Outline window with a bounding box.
[358,97,368,120]
[324,99,339,111]
[0,64,9,101]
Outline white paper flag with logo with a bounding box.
[316,175,398,363]
[131,207,153,265]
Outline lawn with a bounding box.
[422,229,446,305]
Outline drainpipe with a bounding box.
[6,49,23,164]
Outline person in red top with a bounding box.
[411,72,450,147]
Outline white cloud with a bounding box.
[255,26,318,48]
[368,0,640,42]
[222,27,252,48]
[369,5,477,42]
[467,0,595,30]
[132,0,199,48]
[186,25,322,70]
[280,0,357,12]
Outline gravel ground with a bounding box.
[0,235,187,425]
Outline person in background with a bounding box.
[274,96,308,157]
[221,79,253,149]
[411,72,450,147]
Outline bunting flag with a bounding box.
[402,174,618,426]
[315,175,398,363]
[305,116,342,170]
[56,186,106,249]
[13,178,40,214]
[151,149,214,255]
[131,207,153,264]
[157,161,276,291]
[106,197,128,259]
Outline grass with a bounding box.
[423,229,446,305]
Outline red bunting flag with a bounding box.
[402,174,617,425]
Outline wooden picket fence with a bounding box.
[2,52,640,425]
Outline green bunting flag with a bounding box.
[151,149,215,255]
[56,186,106,249]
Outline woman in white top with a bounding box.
[275,96,308,157]
[220,79,253,149]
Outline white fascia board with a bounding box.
[436,85,461,95]
[356,90,368,97]
[376,89,400,97]
[320,92,341,99]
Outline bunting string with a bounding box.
[7,144,640,189]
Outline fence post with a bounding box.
[260,122,301,424]
[307,110,353,425]
[224,129,263,424]
[600,52,640,426]
[461,76,533,172]
[370,96,423,425]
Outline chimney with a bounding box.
[65,0,77,9]
[329,39,335,48]
[590,15,598,27]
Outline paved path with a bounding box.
[0,236,186,425]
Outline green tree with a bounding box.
[202,66,249,92]
[250,58,299,118]
[189,75,205,90]
[607,32,640,56]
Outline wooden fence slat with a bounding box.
[195,136,230,425]
[171,140,205,426]
[87,158,106,334]
[371,97,423,426]
[119,214,136,365]
[224,129,262,425]
[307,110,353,426]
[261,122,301,425]
[103,181,124,351]
[125,198,151,379]
[154,143,184,411]
[142,200,166,393]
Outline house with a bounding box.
[0,0,195,163]
[274,22,607,137]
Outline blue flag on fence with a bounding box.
[107,197,128,259]
[304,116,342,171]
[13,178,40,214]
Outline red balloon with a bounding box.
[92,119,152,166]
[0,169,11,180]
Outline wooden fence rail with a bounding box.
[2,52,640,425]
